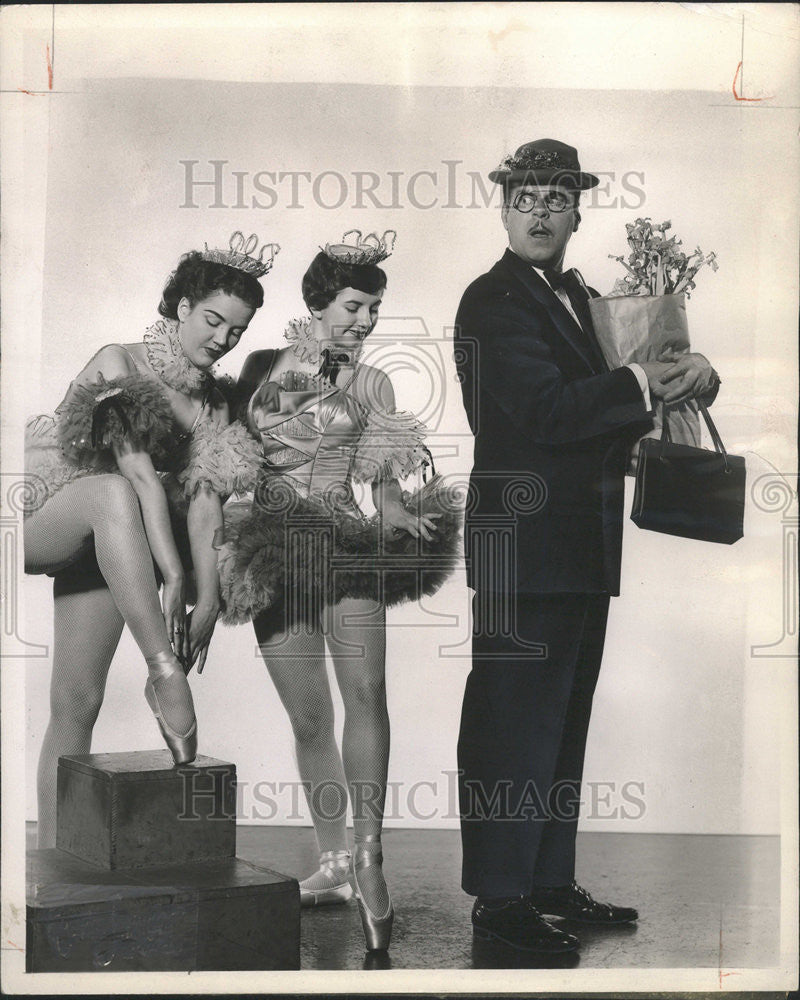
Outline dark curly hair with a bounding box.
[301,252,387,312]
[158,251,265,319]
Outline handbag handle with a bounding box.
[659,398,731,473]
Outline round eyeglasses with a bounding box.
[511,190,572,214]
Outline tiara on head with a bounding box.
[321,229,396,266]
[201,231,280,278]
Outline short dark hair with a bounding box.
[301,252,387,312]
[158,251,265,319]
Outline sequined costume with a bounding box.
[217,348,461,623]
[24,320,261,562]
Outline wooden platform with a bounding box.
[57,750,236,869]
[27,847,299,971]
[26,751,300,973]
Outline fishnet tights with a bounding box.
[254,596,391,915]
[25,475,170,657]
[35,583,123,848]
[26,475,192,848]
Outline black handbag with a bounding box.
[631,400,745,544]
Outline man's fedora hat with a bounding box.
[489,138,599,190]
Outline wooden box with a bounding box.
[56,750,236,869]
[27,847,300,971]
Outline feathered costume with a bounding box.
[216,346,461,624]
[24,321,263,533]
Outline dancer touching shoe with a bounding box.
[218,231,461,950]
[25,233,275,848]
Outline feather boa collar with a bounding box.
[143,317,214,394]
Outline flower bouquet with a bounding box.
[588,218,718,470]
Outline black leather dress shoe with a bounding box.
[472,897,580,953]
[529,880,638,924]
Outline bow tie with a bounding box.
[542,268,576,292]
[540,267,605,370]
[318,347,353,385]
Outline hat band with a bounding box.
[499,151,579,174]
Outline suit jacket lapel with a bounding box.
[563,270,609,373]
[498,249,602,373]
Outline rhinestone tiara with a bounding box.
[201,231,280,278]
[321,229,396,266]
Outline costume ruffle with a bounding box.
[216,474,462,624]
[178,419,264,498]
[143,317,213,394]
[350,409,430,483]
[56,372,175,466]
[24,415,97,516]
[282,316,321,364]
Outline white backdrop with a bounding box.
[4,6,797,848]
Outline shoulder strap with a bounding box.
[235,349,277,419]
[112,343,141,371]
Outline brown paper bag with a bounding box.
[588,293,701,472]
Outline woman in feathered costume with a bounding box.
[24,234,272,847]
[218,231,460,951]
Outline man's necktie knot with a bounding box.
[544,268,575,291]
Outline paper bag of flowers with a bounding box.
[588,218,718,469]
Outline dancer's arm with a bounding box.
[184,390,229,671]
[114,444,188,659]
[363,368,440,543]
[59,344,188,657]
[186,485,222,671]
[179,387,264,666]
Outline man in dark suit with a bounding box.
[454,139,719,953]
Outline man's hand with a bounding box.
[657,351,717,405]
[638,360,673,402]
[639,353,717,406]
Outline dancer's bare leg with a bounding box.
[254,604,349,853]
[27,474,195,844]
[325,597,390,916]
[36,578,123,848]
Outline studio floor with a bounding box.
[26,824,780,972]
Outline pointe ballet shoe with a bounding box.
[352,836,394,951]
[144,650,197,765]
[299,849,353,907]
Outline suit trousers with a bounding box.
[458,589,610,897]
